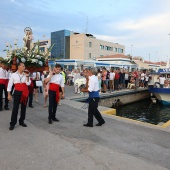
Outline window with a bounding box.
[89,53,91,59]
[105,46,112,51]
[40,47,45,52]
[100,45,105,50]
[114,47,117,52]
[89,42,92,47]
[118,48,123,53]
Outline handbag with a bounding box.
[35,80,43,86]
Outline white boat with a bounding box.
[149,68,170,105]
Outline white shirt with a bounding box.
[0,67,7,79]
[125,73,129,80]
[47,73,64,87]
[7,71,31,92]
[145,75,149,81]
[7,71,13,79]
[109,72,115,80]
[97,73,101,80]
[159,77,165,85]
[32,72,40,80]
[88,75,99,92]
[72,72,76,82]
[140,73,145,80]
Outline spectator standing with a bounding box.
[43,71,49,107]
[97,69,102,93]
[158,74,165,88]
[144,74,149,88]
[101,68,107,93]
[28,73,34,108]
[32,72,40,102]
[114,70,120,90]
[106,69,110,90]
[134,69,139,89]
[140,71,145,88]
[109,69,115,92]
[124,70,129,88]
[74,70,81,94]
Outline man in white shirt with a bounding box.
[140,70,145,88]
[109,69,115,92]
[7,62,31,130]
[0,62,9,111]
[158,75,165,88]
[81,67,105,127]
[45,64,65,124]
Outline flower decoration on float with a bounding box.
[2,27,54,72]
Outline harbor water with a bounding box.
[113,98,170,125]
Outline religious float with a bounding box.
[2,27,53,72]
[149,68,170,105]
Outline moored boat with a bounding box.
[149,68,170,105]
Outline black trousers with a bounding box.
[10,91,27,126]
[28,92,33,106]
[0,84,8,109]
[48,90,58,120]
[125,80,129,88]
[114,79,119,90]
[88,97,105,125]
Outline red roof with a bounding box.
[155,61,167,66]
[144,61,156,64]
[144,60,167,66]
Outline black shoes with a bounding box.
[48,119,52,124]
[0,108,2,111]
[9,126,14,130]
[19,123,27,127]
[29,105,34,108]
[9,122,27,130]
[52,118,59,122]
[4,106,9,110]
[83,123,93,127]
[48,118,59,124]
[96,121,105,126]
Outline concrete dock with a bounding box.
[0,86,170,170]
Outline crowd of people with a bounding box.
[63,68,152,93]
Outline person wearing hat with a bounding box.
[81,67,105,127]
[0,61,9,111]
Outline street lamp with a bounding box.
[131,44,133,57]
[168,33,170,67]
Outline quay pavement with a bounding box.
[0,86,170,170]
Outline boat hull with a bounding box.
[149,87,170,105]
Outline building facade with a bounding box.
[34,39,51,57]
[51,30,73,59]
[96,54,137,70]
[70,33,125,60]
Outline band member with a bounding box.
[81,67,105,127]
[44,64,64,124]
[0,62,9,111]
[7,62,31,130]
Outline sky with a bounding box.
[0,0,170,62]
